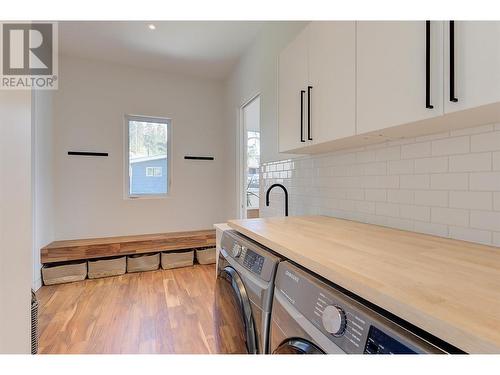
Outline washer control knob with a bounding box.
[322,305,346,336]
[232,243,242,258]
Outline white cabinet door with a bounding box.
[308,21,356,143]
[444,21,500,113]
[278,26,309,152]
[356,21,444,135]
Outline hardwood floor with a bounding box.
[37,264,217,354]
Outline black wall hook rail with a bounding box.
[184,156,215,160]
[68,151,109,157]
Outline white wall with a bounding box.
[0,90,32,353]
[32,90,55,290]
[224,22,307,218]
[243,96,260,132]
[53,56,232,239]
[225,22,307,163]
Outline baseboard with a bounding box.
[32,277,42,291]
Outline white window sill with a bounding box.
[124,194,170,200]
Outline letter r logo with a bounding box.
[2,23,53,75]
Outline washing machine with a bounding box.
[270,261,452,354]
[214,230,281,354]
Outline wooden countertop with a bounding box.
[228,215,500,353]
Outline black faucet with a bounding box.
[265,183,288,216]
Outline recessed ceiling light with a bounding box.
[148,24,156,30]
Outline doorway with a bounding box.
[239,94,261,219]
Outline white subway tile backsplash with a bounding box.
[376,202,400,217]
[339,200,356,212]
[365,189,387,202]
[430,173,468,190]
[470,211,500,232]
[346,189,365,201]
[364,175,399,189]
[356,201,376,214]
[495,192,500,211]
[356,149,376,163]
[414,157,448,173]
[363,162,387,176]
[493,152,500,171]
[413,221,448,237]
[387,189,414,204]
[400,174,430,189]
[431,207,469,227]
[401,142,431,159]
[493,232,500,246]
[449,226,492,245]
[449,153,491,172]
[375,146,401,161]
[469,172,500,191]
[449,191,492,210]
[261,124,500,248]
[386,217,414,231]
[388,159,414,175]
[431,136,470,156]
[471,131,500,152]
[493,232,500,247]
[414,190,448,207]
[400,205,431,222]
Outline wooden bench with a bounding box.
[41,229,216,264]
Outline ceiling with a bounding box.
[59,21,265,80]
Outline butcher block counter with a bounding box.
[228,215,500,354]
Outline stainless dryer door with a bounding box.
[214,266,257,354]
[273,338,325,354]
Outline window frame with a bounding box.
[124,114,172,200]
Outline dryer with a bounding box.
[214,230,281,354]
[271,261,450,354]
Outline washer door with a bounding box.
[273,338,325,354]
[214,266,257,354]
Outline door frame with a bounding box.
[237,93,261,220]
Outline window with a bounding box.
[125,115,170,198]
[246,130,260,208]
[146,167,162,177]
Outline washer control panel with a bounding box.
[364,326,416,354]
[242,249,265,275]
[275,261,444,354]
[221,230,280,282]
[321,305,347,336]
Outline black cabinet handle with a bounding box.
[425,20,434,109]
[307,86,313,141]
[300,90,305,142]
[449,21,458,102]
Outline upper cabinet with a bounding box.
[278,26,309,152]
[444,21,500,113]
[308,22,356,144]
[278,22,356,153]
[277,21,500,155]
[356,21,444,135]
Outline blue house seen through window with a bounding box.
[129,155,168,195]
